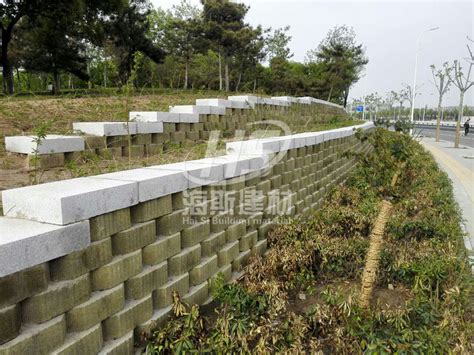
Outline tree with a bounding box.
[265,26,292,62]
[448,43,474,148]
[430,62,452,142]
[106,0,166,86]
[201,0,250,92]
[306,25,368,107]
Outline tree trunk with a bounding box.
[235,70,242,92]
[327,86,333,102]
[224,55,230,92]
[435,96,442,142]
[1,27,15,95]
[218,52,223,91]
[454,91,464,148]
[53,71,61,95]
[253,78,257,93]
[183,58,189,90]
[16,68,22,92]
[343,86,350,108]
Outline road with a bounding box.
[414,124,474,148]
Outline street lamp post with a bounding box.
[410,27,439,133]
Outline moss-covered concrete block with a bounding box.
[270,175,282,189]
[112,221,156,255]
[208,265,232,291]
[28,153,65,169]
[217,241,239,267]
[153,273,189,309]
[232,250,251,272]
[97,147,122,159]
[90,208,131,242]
[22,274,90,324]
[123,145,145,158]
[91,250,142,291]
[134,307,172,345]
[142,232,181,266]
[124,262,168,300]
[0,263,49,308]
[132,134,152,145]
[210,210,233,233]
[182,282,208,306]
[186,131,200,141]
[100,330,134,355]
[0,304,21,344]
[50,238,113,281]
[156,209,184,236]
[239,231,258,252]
[0,315,66,355]
[53,323,103,355]
[84,136,107,150]
[181,220,211,248]
[225,222,246,243]
[131,196,172,223]
[103,295,153,340]
[168,244,201,276]
[163,123,176,133]
[201,231,226,257]
[258,221,276,240]
[66,284,125,332]
[189,255,218,286]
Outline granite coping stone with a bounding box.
[0,218,90,277]
[73,122,137,136]
[5,135,85,155]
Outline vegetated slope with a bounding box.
[145,128,472,354]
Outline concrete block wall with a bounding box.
[0,121,373,353]
[5,95,345,169]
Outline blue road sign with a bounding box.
[356,105,364,112]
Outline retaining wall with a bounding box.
[0,120,373,354]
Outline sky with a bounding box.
[151,0,474,108]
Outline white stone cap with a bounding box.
[130,112,181,123]
[0,218,90,277]
[96,168,187,202]
[5,135,85,155]
[229,100,251,109]
[169,105,213,115]
[198,154,267,179]
[2,177,138,225]
[228,95,261,108]
[135,122,163,134]
[272,96,298,103]
[196,98,232,108]
[73,122,137,136]
[156,160,225,188]
[297,97,312,105]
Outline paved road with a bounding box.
[414,124,474,148]
[421,137,474,271]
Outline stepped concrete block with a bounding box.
[130,111,180,123]
[99,331,134,355]
[186,131,200,141]
[232,250,252,272]
[153,273,189,308]
[189,255,218,286]
[0,304,21,344]
[198,155,265,179]
[22,274,90,324]
[52,323,103,355]
[50,238,113,281]
[142,233,181,265]
[132,133,152,146]
[170,105,212,115]
[209,265,232,289]
[239,230,258,252]
[84,135,107,149]
[226,138,280,156]
[5,135,84,155]
[73,122,137,136]
[182,281,208,306]
[168,244,201,276]
[27,152,65,169]
[124,145,145,158]
[210,106,226,115]
[91,250,142,291]
[130,195,172,223]
[0,315,66,355]
[112,220,156,255]
[157,160,224,188]
[181,220,211,248]
[103,295,153,340]
[90,208,131,242]
[201,231,226,257]
[124,262,168,300]
[217,241,239,267]
[228,100,251,109]
[134,307,172,341]
[66,284,125,332]
[258,221,276,240]
[0,217,89,278]
[196,98,232,108]
[228,95,260,108]
[2,177,138,225]
[225,222,246,243]
[0,264,49,308]
[156,209,184,236]
[135,122,164,134]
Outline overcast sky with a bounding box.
[151,0,473,107]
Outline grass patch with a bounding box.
[145,128,472,354]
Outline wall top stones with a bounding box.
[5,135,85,155]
